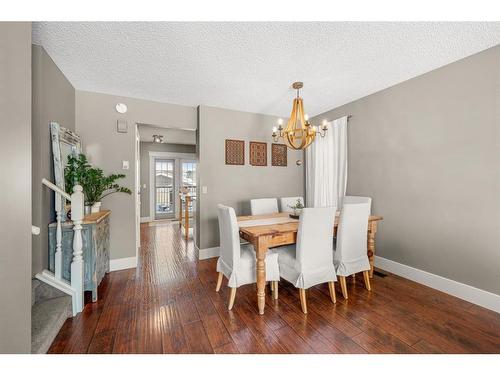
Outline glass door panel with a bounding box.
[154,159,175,219]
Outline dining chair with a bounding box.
[279,196,304,213]
[342,196,372,212]
[215,204,280,310]
[333,202,371,299]
[250,198,279,215]
[275,207,337,314]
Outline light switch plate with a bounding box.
[202,186,208,194]
[122,160,129,170]
[117,119,128,133]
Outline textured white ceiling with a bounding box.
[32,22,500,117]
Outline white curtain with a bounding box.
[306,116,348,208]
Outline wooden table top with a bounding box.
[237,212,383,238]
[50,210,111,227]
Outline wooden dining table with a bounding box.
[237,212,383,315]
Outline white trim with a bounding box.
[148,151,197,159]
[198,246,220,260]
[140,216,151,223]
[375,255,500,313]
[110,256,137,271]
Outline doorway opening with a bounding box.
[135,124,197,245]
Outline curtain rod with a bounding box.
[326,115,352,122]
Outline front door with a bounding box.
[154,158,175,220]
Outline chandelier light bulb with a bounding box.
[277,118,283,125]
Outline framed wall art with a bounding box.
[225,139,245,165]
[250,141,267,166]
[271,143,287,167]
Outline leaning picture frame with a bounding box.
[50,122,82,220]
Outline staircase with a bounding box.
[36,179,85,316]
[30,179,86,352]
[31,279,72,353]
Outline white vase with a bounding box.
[91,202,101,213]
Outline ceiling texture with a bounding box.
[32,22,500,117]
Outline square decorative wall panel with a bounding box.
[250,141,267,166]
[225,139,245,165]
[271,143,287,167]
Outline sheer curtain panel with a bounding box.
[306,116,348,208]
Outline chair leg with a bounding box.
[272,281,279,300]
[339,276,348,300]
[328,281,336,304]
[215,272,223,292]
[363,271,371,291]
[228,288,237,310]
[299,289,307,314]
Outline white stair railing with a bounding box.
[37,178,85,316]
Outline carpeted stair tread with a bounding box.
[31,291,72,353]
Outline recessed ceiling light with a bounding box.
[115,103,128,114]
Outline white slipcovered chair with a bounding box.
[275,207,337,314]
[215,204,280,310]
[279,196,304,213]
[333,202,372,299]
[250,198,279,215]
[342,196,372,213]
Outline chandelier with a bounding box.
[272,82,328,150]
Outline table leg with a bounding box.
[255,236,269,315]
[367,221,378,278]
[184,197,189,241]
[179,195,183,225]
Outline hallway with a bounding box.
[49,221,500,354]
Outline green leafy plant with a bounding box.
[65,154,131,206]
[288,198,304,211]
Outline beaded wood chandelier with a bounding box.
[272,82,328,150]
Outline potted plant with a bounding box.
[65,154,132,215]
[288,198,304,218]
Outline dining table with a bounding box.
[237,212,383,315]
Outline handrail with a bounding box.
[42,178,71,200]
[40,177,85,315]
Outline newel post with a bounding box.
[70,185,84,313]
[54,192,63,280]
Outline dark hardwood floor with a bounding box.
[49,221,500,354]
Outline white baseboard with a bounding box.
[110,256,137,271]
[140,217,151,223]
[198,246,220,260]
[375,255,500,313]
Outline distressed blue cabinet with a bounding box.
[49,210,110,302]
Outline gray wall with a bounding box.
[0,22,32,353]
[75,90,197,260]
[139,141,196,218]
[312,45,500,295]
[197,105,304,249]
[32,44,76,275]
